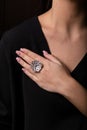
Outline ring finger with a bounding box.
[16,56,35,74]
[16,50,33,65]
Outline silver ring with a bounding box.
[30,60,43,73]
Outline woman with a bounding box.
[0,0,87,130]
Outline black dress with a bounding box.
[0,17,87,130]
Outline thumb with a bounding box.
[43,50,61,65]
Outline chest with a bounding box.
[44,35,87,72]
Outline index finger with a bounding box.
[20,48,46,63]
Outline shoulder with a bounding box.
[2,17,38,42]
[0,16,39,52]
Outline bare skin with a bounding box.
[16,0,87,117]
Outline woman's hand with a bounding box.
[16,48,71,94]
[16,48,87,116]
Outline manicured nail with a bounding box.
[43,50,48,55]
[16,57,20,62]
[20,48,24,51]
[22,68,24,71]
[16,50,20,55]
[22,68,26,72]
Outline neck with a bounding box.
[48,0,84,33]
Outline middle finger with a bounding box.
[16,50,33,65]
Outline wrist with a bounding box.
[58,75,74,97]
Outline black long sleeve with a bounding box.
[0,17,87,130]
[0,38,12,129]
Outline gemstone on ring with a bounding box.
[30,60,43,73]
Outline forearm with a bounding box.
[60,77,87,117]
[16,49,87,116]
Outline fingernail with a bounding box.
[22,68,26,72]
[43,50,48,55]
[20,48,24,51]
[16,50,20,55]
[22,68,24,71]
[16,57,20,62]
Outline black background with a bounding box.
[0,0,47,38]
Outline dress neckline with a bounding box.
[34,16,87,74]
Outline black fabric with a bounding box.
[0,17,87,130]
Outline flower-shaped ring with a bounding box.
[30,60,43,73]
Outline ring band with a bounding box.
[30,60,43,73]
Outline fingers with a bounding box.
[16,56,35,74]
[22,68,38,81]
[20,48,46,64]
[16,48,62,67]
[16,48,62,72]
[16,49,44,85]
[16,50,33,65]
[43,50,61,65]
[16,48,46,75]
[16,56,29,68]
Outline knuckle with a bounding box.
[22,61,26,67]
[22,54,25,59]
